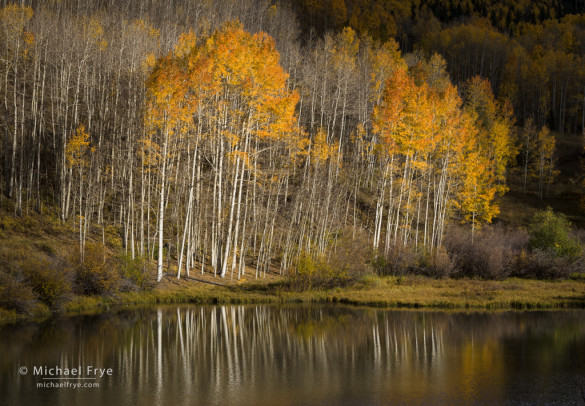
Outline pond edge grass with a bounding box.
[2,275,584,323]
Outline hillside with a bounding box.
[0,0,585,319]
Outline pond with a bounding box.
[1,305,585,405]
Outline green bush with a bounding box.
[288,230,375,291]
[103,225,123,250]
[529,208,581,258]
[118,253,152,291]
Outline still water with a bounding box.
[1,305,584,405]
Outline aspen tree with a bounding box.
[0,5,33,211]
[534,126,557,198]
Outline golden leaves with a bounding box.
[0,5,33,60]
[75,16,108,51]
[66,124,90,168]
[131,19,160,41]
[142,53,156,72]
[371,54,514,227]
[145,20,300,162]
[0,5,33,34]
[311,128,338,165]
[174,31,197,58]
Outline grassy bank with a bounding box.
[1,202,585,324]
[2,258,585,323]
[42,274,585,321]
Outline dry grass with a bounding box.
[57,274,585,320]
[330,276,585,309]
[1,270,583,323]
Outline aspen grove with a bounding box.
[0,1,520,280]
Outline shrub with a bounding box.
[529,207,581,258]
[420,246,455,278]
[36,242,56,257]
[0,272,37,314]
[375,243,420,276]
[372,240,454,278]
[22,258,72,307]
[288,229,375,291]
[288,252,351,291]
[329,228,373,280]
[444,225,528,279]
[103,225,123,250]
[74,242,120,295]
[358,273,383,287]
[513,249,577,279]
[118,253,152,291]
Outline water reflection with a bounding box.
[1,306,584,406]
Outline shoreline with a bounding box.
[2,275,584,323]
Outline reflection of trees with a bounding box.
[2,307,585,405]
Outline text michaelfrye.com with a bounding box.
[18,365,112,390]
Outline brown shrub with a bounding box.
[373,242,420,276]
[73,242,120,295]
[420,246,456,278]
[329,228,374,280]
[0,272,37,314]
[21,257,72,308]
[512,249,582,279]
[444,225,529,280]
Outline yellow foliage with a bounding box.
[0,5,33,60]
[82,16,107,50]
[142,52,156,72]
[23,31,34,56]
[311,128,337,165]
[131,18,159,40]
[174,31,197,57]
[66,124,90,168]
[0,5,33,34]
